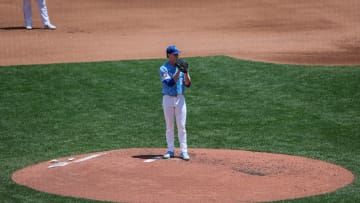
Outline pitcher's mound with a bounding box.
[12,148,354,203]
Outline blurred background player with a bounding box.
[159,45,192,160]
[23,0,56,30]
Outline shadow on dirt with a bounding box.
[132,155,163,159]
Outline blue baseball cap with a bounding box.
[166,45,181,55]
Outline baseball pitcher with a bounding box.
[159,45,191,160]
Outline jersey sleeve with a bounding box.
[160,66,171,82]
[184,78,191,87]
[160,66,176,87]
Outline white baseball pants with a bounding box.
[23,0,51,26]
[162,95,188,153]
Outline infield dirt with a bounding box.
[1,0,359,66]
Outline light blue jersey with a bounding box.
[160,62,190,96]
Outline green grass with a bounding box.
[0,56,359,202]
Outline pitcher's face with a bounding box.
[168,54,179,65]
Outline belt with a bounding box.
[164,94,182,97]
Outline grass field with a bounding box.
[0,56,359,202]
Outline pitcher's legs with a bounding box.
[23,0,32,27]
[36,0,51,26]
[163,96,175,152]
[175,95,187,153]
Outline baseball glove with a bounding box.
[175,58,189,73]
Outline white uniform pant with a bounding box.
[23,0,51,26]
[162,95,188,153]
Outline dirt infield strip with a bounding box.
[12,148,354,203]
[1,0,360,66]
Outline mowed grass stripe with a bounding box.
[0,56,359,202]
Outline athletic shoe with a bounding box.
[180,152,190,161]
[163,151,174,159]
[25,26,32,30]
[44,24,56,30]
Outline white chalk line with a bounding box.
[144,156,161,163]
[48,153,107,169]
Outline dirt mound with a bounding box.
[12,148,354,203]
